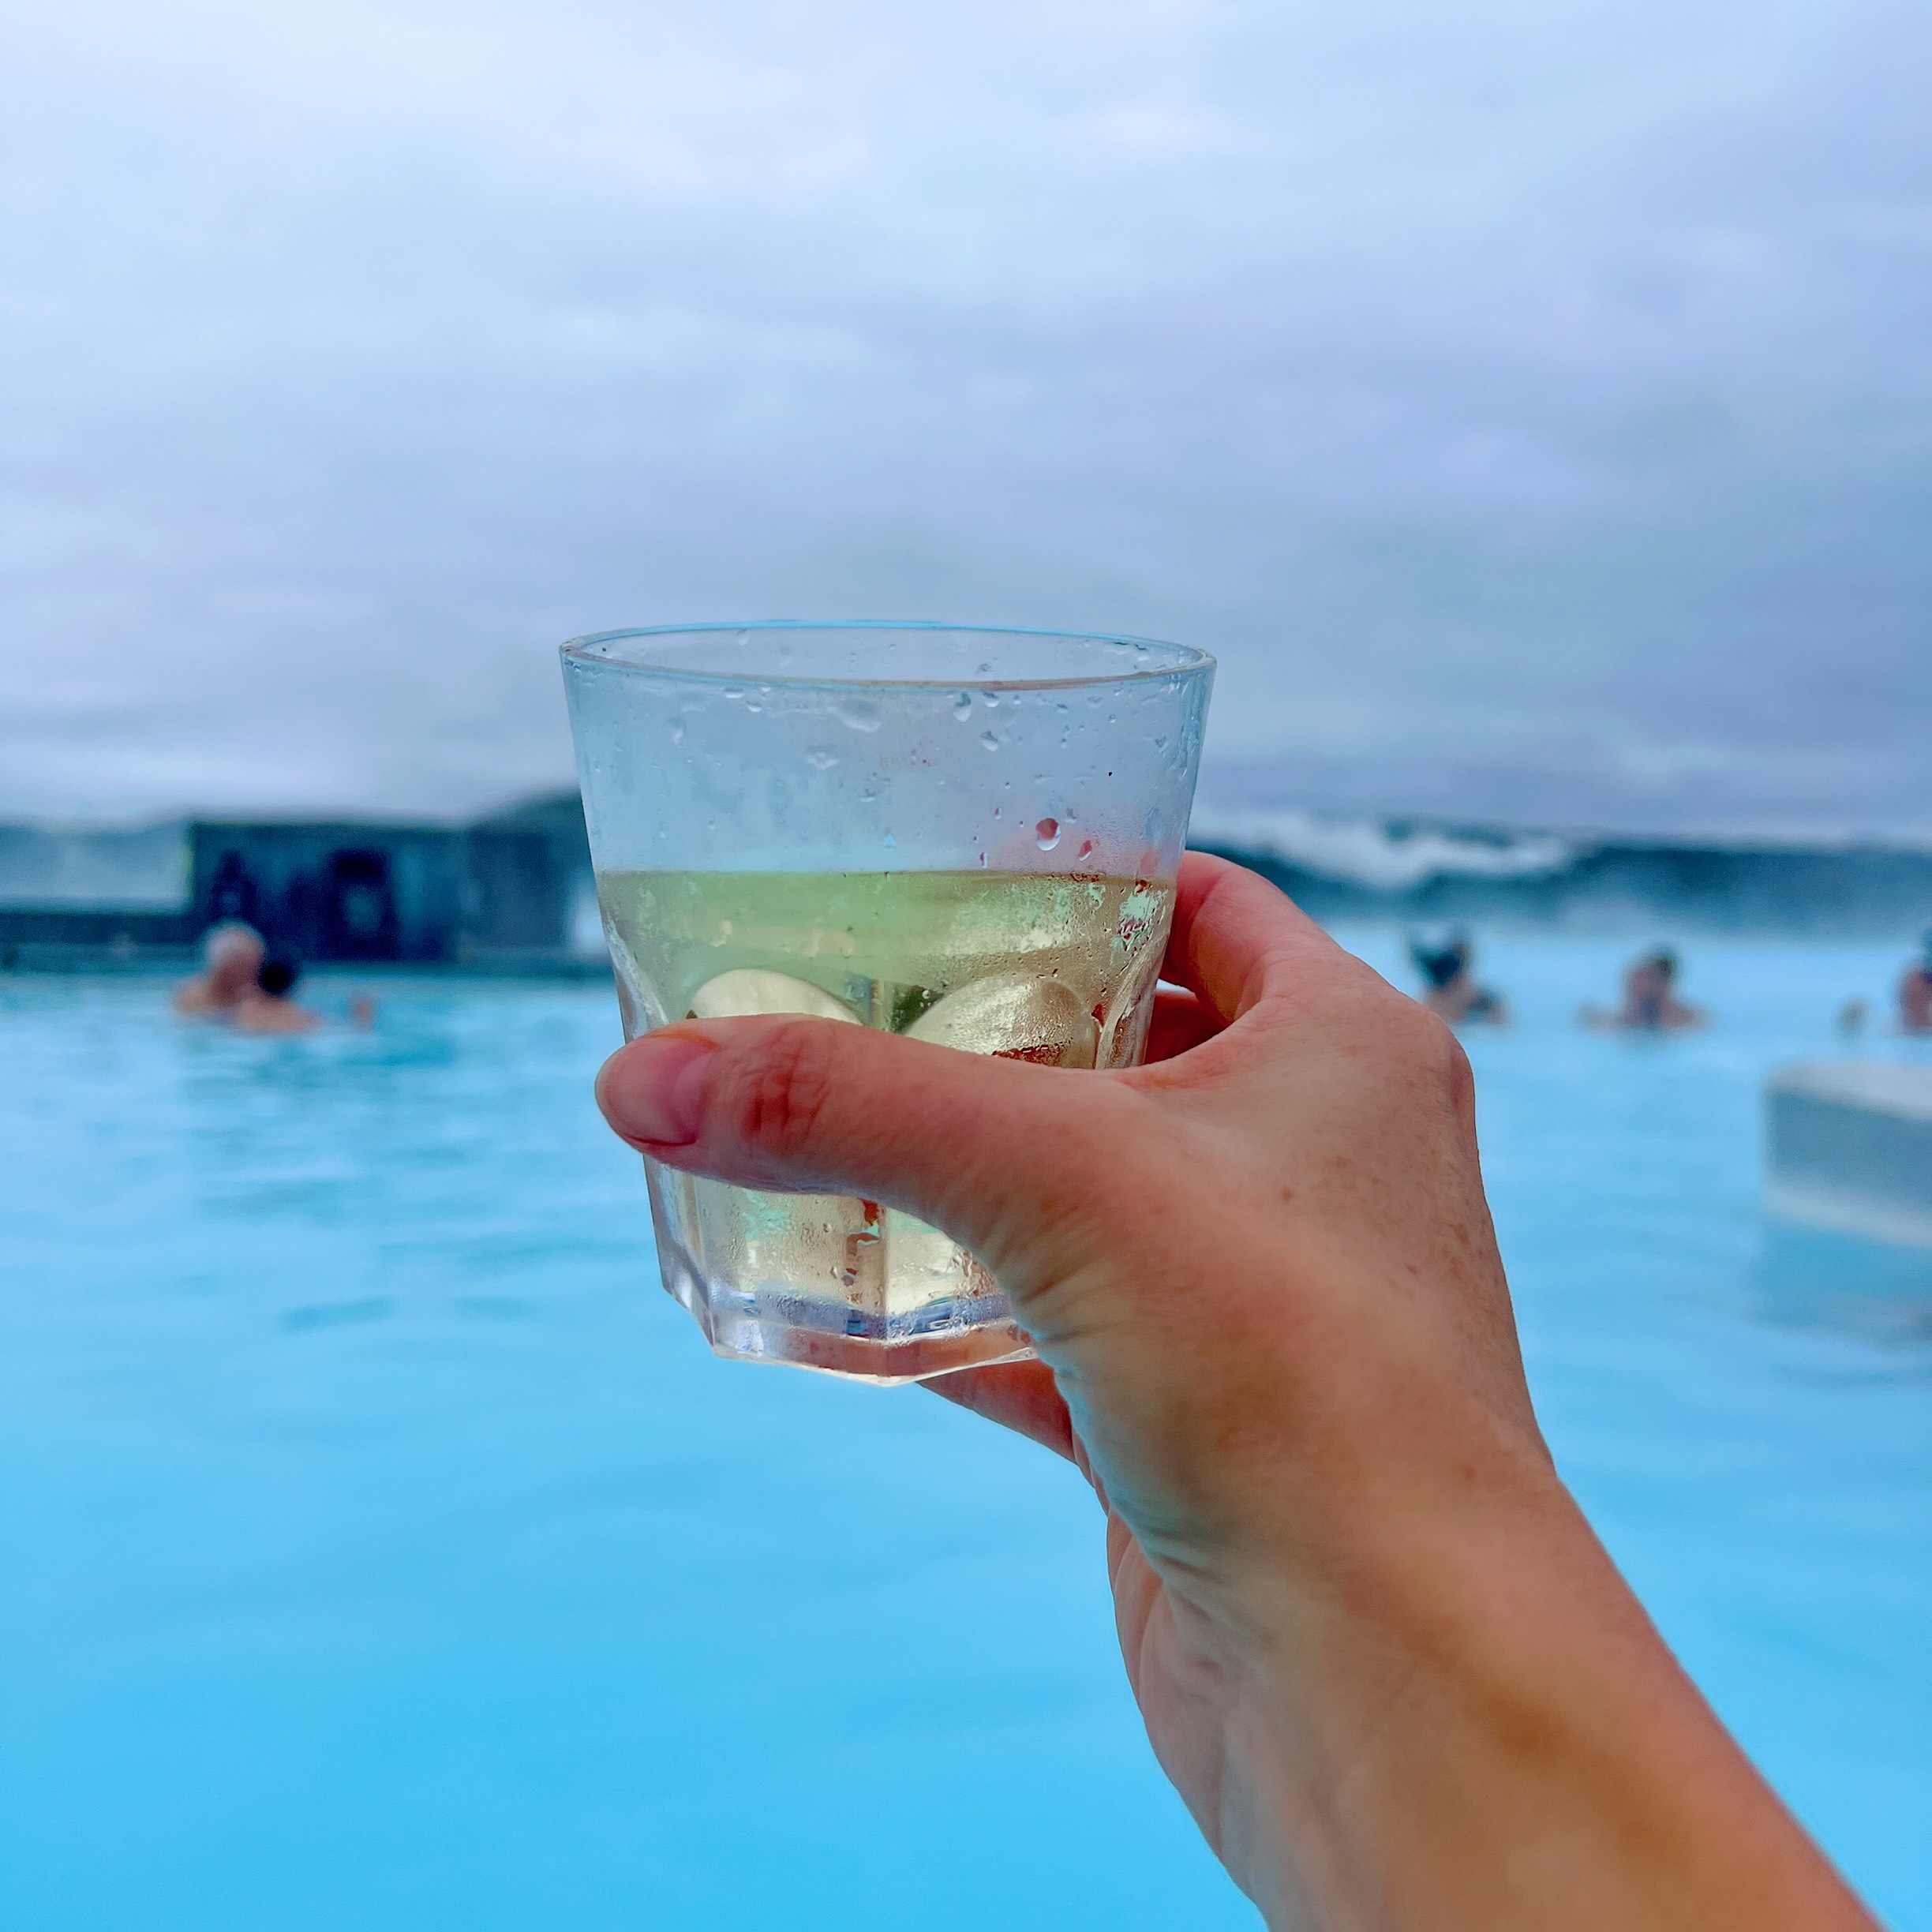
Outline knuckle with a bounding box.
[1312,972,1413,1048]
[727,1021,840,1162]
[1386,996,1474,1112]
[1317,975,1472,1108]
[1431,1022,1477,1118]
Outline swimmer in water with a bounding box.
[1408,932,1507,1026]
[1898,934,1932,1034]
[1582,946,1706,1032]
[235,954,320,1034]
[172,921,265,1017]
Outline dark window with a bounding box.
[320,848,401,960]
[207,850,259,927]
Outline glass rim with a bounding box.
[558,620,1215,693]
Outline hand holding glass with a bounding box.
[561,623,1213,1382]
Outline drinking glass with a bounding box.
[561,623,1215,1382]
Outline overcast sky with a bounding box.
[2,0,1927,836]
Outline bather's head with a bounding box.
[256,954,301,998]
[1409,934,1470,990]
[202,922,265,1000]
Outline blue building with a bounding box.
[0,795,597,971]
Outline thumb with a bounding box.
[594,1017,1161,1286]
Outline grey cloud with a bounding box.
[1,0,1928,833]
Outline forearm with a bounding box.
[1230,1469,1875,1931]
[594,860,1874,1929]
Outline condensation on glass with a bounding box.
[562,623,1214,1383]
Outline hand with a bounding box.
[595,854,1874,1930]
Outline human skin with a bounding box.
[1616,958,1705,1031]
[1900,962,1932,1033]
[595,853,1875,1930]
[172,927,264,1014]
[233,992,320,1034]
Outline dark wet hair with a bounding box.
[257,955,301,998]
[1409,935,1470,990]
[1646,948,1678,980]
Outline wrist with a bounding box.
[1215,1440,1582,1923]
[1222,1461,1865,1931]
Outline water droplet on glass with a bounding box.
[1035,818,1061,850]
[669,722,684,744]
[976,661,993,676]
[723,685,745,703]
[806,747,838,771]
[953,693,972,721]
[980,730,1000,751]
[837,695,882,732]
[1078,838,1095,860]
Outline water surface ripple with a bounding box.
[1,941,1926,1928]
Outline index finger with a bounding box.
[1163,851,1338,1024]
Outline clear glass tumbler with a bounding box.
[561,623,1215,1383]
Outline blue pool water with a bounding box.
[1,938,1927,1930]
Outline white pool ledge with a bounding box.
[1765,1061,1932,1249]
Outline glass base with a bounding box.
[656,1234,1035,1385]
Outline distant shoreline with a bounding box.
[6,798,1932,953]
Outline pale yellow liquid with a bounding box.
[597,870,1173,1361]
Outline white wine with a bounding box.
[601,870,1171,1057]
[597,869,1174,1379]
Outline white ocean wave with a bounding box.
[1189,805,1575,892]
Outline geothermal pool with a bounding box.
[1,936,1926,1928]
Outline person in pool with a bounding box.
[234,953,320,1034]
[593,855,1874,1930]
[1897,934,1932,1034]
[1582,945,1706,1032]
[172,920,265,1016]
[1408,931,1507,1026]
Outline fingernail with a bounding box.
[596,1034,715,1146]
